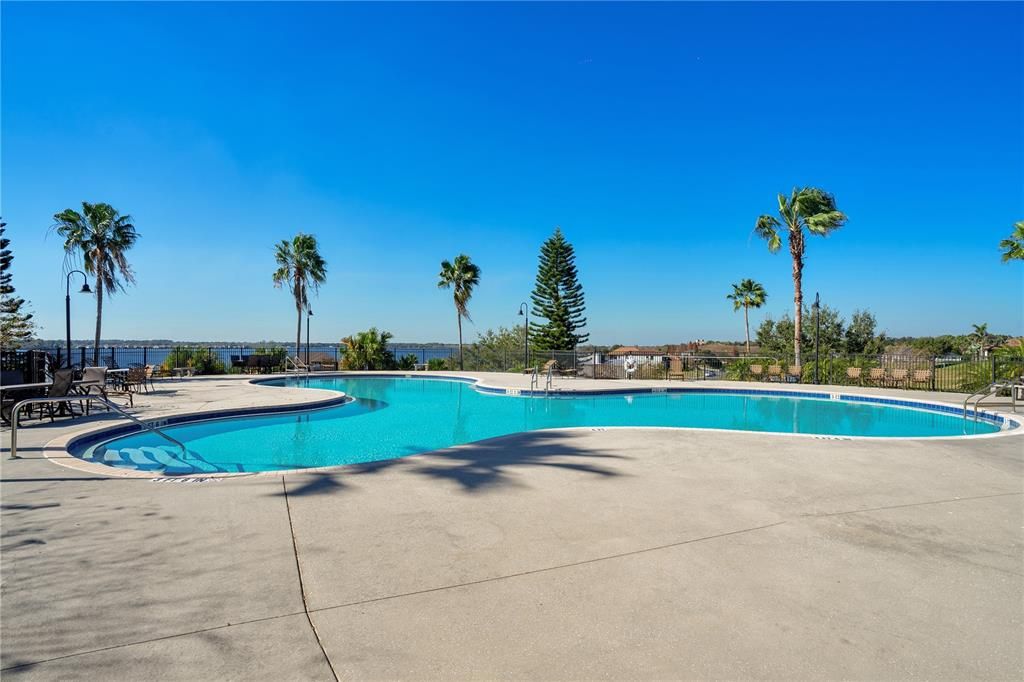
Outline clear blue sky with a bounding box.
[3,1,1022,345]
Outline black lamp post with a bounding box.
[65,270,92,368]
[306,308,313,366]
[813,292,821,384]
[518,302,529,369]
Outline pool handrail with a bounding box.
[963,378,1021,422]
[9,395,187,460]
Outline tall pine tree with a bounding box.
[0,218,36,348]
[529,227,588,350]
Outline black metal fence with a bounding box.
[5,345,1021,395]
[570,352,1023,393]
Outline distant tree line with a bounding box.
[755,306,887,358]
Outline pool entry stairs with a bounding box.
[82,445,226,475]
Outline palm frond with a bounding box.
[754,215,782,253]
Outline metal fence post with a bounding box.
[931,356,937,391]
[79,346,86,367]
[991,355,997,384]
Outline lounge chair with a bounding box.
[668,356,687,381]
[766,364,783,382]
[749,364,764,381]
[890,368,909,388]
[558,361,578,378]
[846,366,862,385]
[867,367,886,386]
[786,364,802,383]
[911,369,932,388]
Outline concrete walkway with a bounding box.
[1,373,1021,679]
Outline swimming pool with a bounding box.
[70,375,1008,474]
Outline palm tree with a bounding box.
[727,279,767,354]
[1000,221,1024,262]
[341,328,393,370]
[755,187,847,365]
[52,202,139,365]
[970,323,990,356]
[273,234,327,363]
[437,254,481,370]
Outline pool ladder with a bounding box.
[284,356,310,374]
[528,366,554,395]
[963,378,1022,422]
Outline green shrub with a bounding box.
[161,348,226,375]
[397,354,418,371]
[341,328,395,370]
[427,357,450,371]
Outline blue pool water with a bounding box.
[75,376,1004,474]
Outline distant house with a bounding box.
[606,346,667,365]
[677,341,760,357]
[607,346,664,357]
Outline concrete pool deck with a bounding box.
[1,372,1021,679]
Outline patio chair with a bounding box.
[766,364,783,382]
[80,366,108,398]
[889,368,909,388]
[42,368,85,422]
[78,366,109,413]
[144,364,161,389]
[786,364,802,383]
[125,366,148,397]
[846,366,862,385]
[911,369,932,388]
[867,367,887,386]
[749,364,764,381]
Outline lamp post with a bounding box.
[65,270,92,368]
[518,302,529,369]
[813,292,821,384]
[306,308,313,366]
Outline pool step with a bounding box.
[86,444,224,475]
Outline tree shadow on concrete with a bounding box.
[278,429,629,497]
[0,473,296,673]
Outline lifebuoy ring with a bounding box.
[624,357,637,374]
